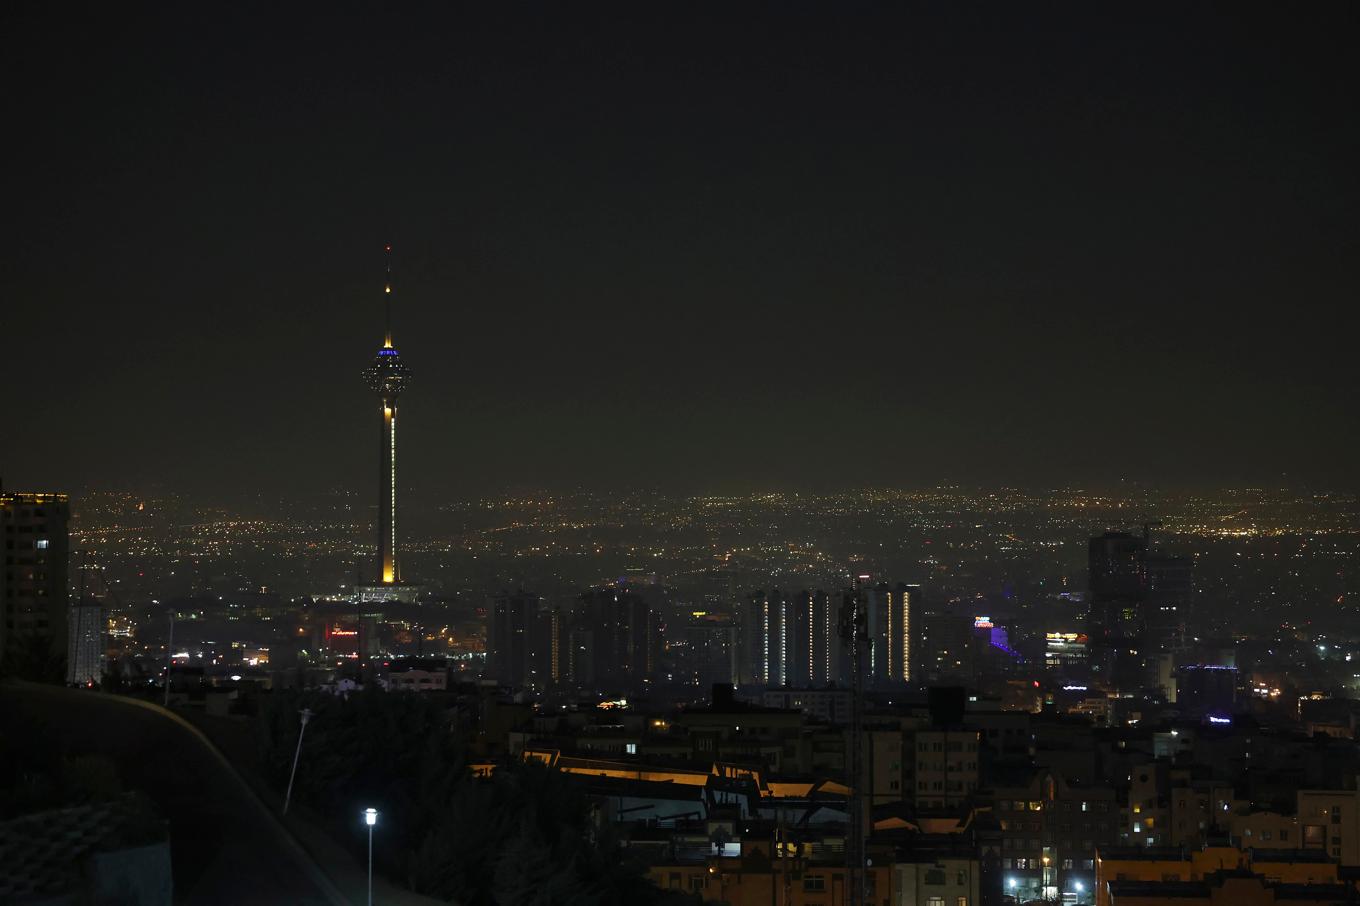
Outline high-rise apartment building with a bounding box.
[67,600,104,686]
[1144,553,1192,654]
[734,582,918,688]
[681,610,738,688]
[737,589,790,686]
[1087,527,1193,692]
[914,599,973,682]
[737,588,846,687]
[565,588,659,690]
[1,492,70,670]
[1087,531,1147,641]
[487,591,560,689]
[788,588,839,687]
[867,581,919,685]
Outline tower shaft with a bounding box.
[379,399,398,583]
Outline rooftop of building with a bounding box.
[0,492,69,504]
[1099,846,1336,865]
[385,657,450,673]
[569,772,708,802]
[0,795,166,902]
[1268,885,1357,902]
[1106,880,1214,899]
[1099,846,1198,862]
[1247,849,1337,864]
[1109,873,1352,902]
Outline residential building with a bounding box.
[914,727,981,810]
[1,492,70,668]
[1095,846,1340,906]
[66,600,104,686]
[1298,789,1360,866]
[991,769,1119,903]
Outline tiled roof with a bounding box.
[0,797,165,901]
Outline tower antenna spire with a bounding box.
[383,243,394,349]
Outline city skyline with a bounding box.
[4,7,1360,904]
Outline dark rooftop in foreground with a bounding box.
[0,795,170,903]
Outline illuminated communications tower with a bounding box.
[363,245,410,587]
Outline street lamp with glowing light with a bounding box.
[364,808,379,906]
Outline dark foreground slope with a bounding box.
[0,682,345,906]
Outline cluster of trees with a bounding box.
[257,688,703,905]
[0,632,66,683]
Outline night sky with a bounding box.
[4,4,1358,500]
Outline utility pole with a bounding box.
[163,608,175,707]
[283,707,314,814]
[839,575,871,906]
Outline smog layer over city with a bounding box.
[2,4,1358,906]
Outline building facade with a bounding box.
[488,590,558,689]
[1,492,71,669]
[66,600,103,686]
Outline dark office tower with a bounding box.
[787,589,837,686]
[1175,665,1237,717]
[917,600,972,682]
[363,246,410,588]
[1087,532,1147,640]
[569,588,659,690]
[488,591,556,689]
[683,611,738,688]
[865,581,918,685]
[735,592,763,685]
[566,625,595,686]
[1144,554,1192,653]
[1087,525,1190,693]
[1087,531,1148,689]
[1,492,70,673]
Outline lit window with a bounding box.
[35,539,48,550]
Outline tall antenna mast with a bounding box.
[383,243,394,349]
[840,574,871,906]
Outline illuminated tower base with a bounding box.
[379,397,398,584]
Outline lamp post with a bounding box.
[163,609,175,706]
[282,707,314,815]
[364,807,378,906]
